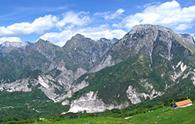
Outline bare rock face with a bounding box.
[0,33,113,103]
[68,91,107,113]
[68,91,128,113]
[68,25,195,113]
[91,55,115,72]
[63,34,115,70]
[74,68,87,80]
[95,24,194,72]
[0,79,31,92]
[126,86,142,104]
[0,41,28,53]
[1,24,195,114]
[0,71,89,103]
[180,34,195,44]
[126,85,163,105]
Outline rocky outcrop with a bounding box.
[94,24,194,72]
[68,91,128,113]
[0,24,195,114]
[68,91,106,113]
[126,84,163,105]
[91,55,115,72]
[0,79,31,92]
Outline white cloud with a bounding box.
[57,11,91,28]
[0,15,58,36]
[104,8,125,20]
[40,30,75,46]
[40,26,126,46]
[0,37,22,44]
[78,26,126,40]
[0,11,91,37]
[2,1,195,47]
[95,8,125,20]
[175,24,192,31]
[117,0,195,31]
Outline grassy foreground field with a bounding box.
[3,104,195,124]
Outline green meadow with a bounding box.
[5,103,195,124]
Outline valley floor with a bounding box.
[9,103,195,124]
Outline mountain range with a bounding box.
[0,24,195,119]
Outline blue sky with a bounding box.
[0,0,195,46]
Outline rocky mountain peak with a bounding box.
[98,38,112,45]
[180,34,195,44]
[112,38,119,43]
[72,34,86,39]
[109,25,174,60]
[0,41,28,53]
[33,39,62,50]
[62,34,115,70]
[1,24,195,115]
[94,24,194,72]
[65,34,94,47]
[63,34,95,50]
[99,38,110,42]
[98,38,117,44]
[0,41,27,48]
[35,39,55,46]
[130,24,173,34]
[120,24,193,56]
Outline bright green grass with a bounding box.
[7,104,195,124]
[31,117,129,124]
[128,104,195,124]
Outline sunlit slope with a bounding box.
[31,104,195,124]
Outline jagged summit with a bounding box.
[66,34,92,45]
[35,39,55,46]
[0,41,27,48]
[128,24,195,47]
[114,24,195,58]
[131,24,173,32]
[180,33,195,44]
[92,24,195,72]
[1,24,195,115]
[124,24,176,44]
[63,34,94,49]
[72,34,86,39]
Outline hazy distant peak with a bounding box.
[0,41,27,48]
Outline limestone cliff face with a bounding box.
[69,25,195,113]
[0,24,195,114]
[94,24,194,71]
[0,34,113,107]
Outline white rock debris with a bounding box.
[71,80,89,93]
[171,61,187,81]
[0,79,31,92]
[68,91,107,113]
[126,86,142,104]
[74,68,87,80]
[38,76,50,89]
[171,68,195,87]
[176,61,182,68]
[191,71,195,86]
[37,76,63,102]
[61,100,70,106]
[0,68,89,104]
[180,63,187,72]
[91,55,115,72]
[59,80,90,102]
[68,91,128,113]
[126,85,163,104]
